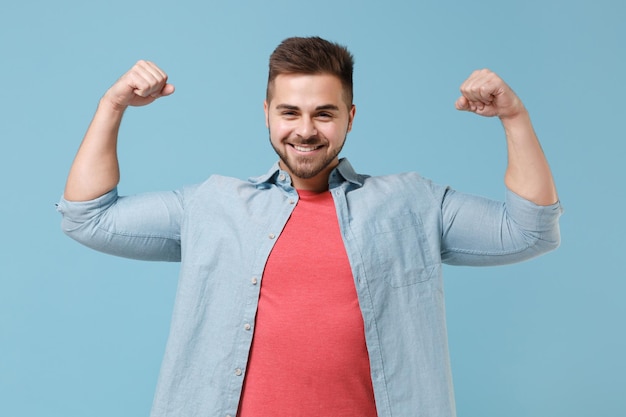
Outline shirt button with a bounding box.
[278,174,286,181]
[235,368,243,376]
[251,276,258,285]
[268,233,276,239]
[244,323,251,331]
[288,199,295,204]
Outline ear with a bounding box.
[264,100,269,128]
[347,104,356,132]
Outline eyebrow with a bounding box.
[275,104,340,111]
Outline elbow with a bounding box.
[60,214,104,251]
[525,224,561,259]
[56,188,119,245]
[57,199,112,254]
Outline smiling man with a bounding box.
[58,37,562,417]
[266,72,355,191]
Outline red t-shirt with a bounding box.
[237,190,377,416]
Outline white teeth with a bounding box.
[293,145,320,152]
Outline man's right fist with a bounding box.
[104,60,175,110]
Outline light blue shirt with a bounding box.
[57,158,562,417]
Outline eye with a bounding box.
[317,112,333,119]
[281,111,298,118]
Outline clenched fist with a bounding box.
[103,60,175,110]
[455,69,525,119]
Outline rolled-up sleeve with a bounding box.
[440,187,562,266]
[57,187,188,262]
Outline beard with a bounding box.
[269,134,347,180]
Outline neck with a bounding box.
[279,161,335,193]
[290,173,331,193]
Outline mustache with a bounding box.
[267,135,323,148]
[290,136,321,145]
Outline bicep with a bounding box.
[59,187,187,261]
[440,188,561,266]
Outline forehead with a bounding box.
[268,73,346,107]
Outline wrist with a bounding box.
[500,107,531,131]
[90,95,127,131]
[100,90,129,114]
[498,97,528,120]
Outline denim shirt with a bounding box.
[57,158,562,417]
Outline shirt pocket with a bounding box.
[356,212,438,287]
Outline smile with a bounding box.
[292,144,322,153]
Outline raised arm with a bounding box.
[64,60,175,201]
[455,69,558,206]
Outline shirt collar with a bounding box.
[248,158,364,188]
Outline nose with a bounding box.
[295,117,317,139]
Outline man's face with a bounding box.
[265,73,355,191]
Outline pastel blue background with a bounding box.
[1,0,624,416]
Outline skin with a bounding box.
[64,60,174,201]
[264,74,356,192]
[64,62,557,206]
[455,69,558,205]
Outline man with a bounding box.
[58,37,561,416]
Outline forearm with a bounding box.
[501,110,558,206]
[64,98,125,201]
[63,60,174,202]
[455,69,559,206]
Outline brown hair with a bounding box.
[266,36,354,106]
